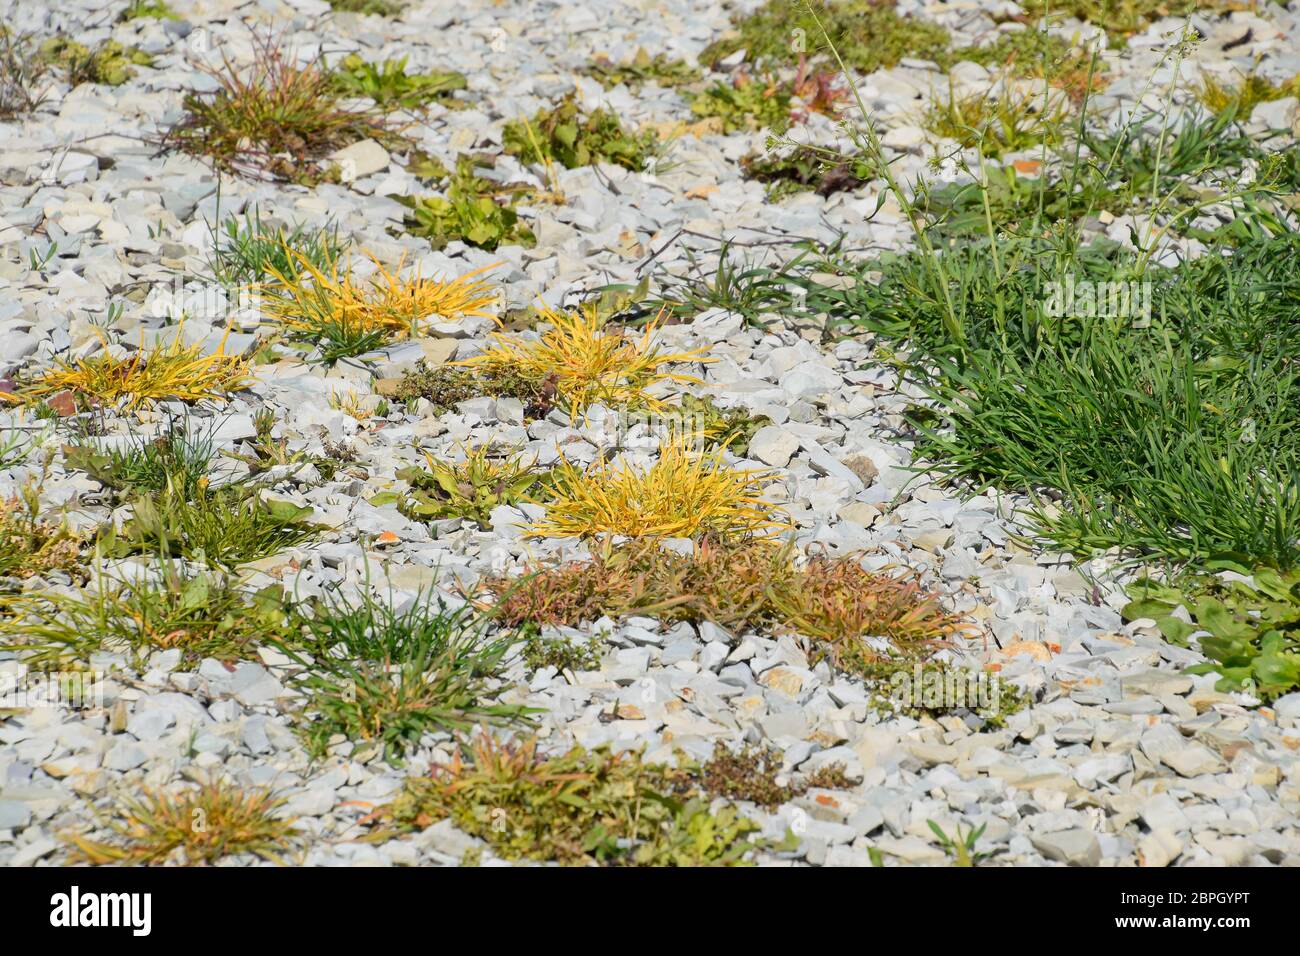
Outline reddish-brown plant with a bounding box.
[487,539,971,672]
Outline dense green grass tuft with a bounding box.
[820,231,1300,568]
[275,589,529,762]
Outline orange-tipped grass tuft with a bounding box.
[527,435,787,540]
[66,780,300,866]
[769,556,974,671]
[456,303,711,417]
[486,538,975,676]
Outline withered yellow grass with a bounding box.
[260,245,498,339]
[5,324,251,411]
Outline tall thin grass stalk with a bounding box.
[800,1,964,350]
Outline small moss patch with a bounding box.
[40,38,153,87]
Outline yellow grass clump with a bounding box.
[5,326,251,412]
[1196,69,1300,116]
[261,248,498,341]
[528,436,786,540]
[456,303,711,417]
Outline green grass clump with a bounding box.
[700,0,949,73]
[162,34,393,184]
[64,423,217,502]
[119,0,177,20]
[503,94,658,172]
[921,80,1069,159]
[825,229,1300,567]
[2,562,297,668]
[517,626,606,672]
[582,49,701,90]
[329,0,404,14]
[398,155,535,251]
[914,109,1285,244]
[206,208,348,289]
[914,165,1085,242]
[1082,109,1264,214]
[739,0,1299,580]
[373,735,788,865]
[1124,569,1300,702]
[625,239,822,328]
[97,483,320,569]
[329,54,466,110]
[1020,0,1240,41]
[274,591,528,762]
[39,38,153,87]
[394,447,555,526]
